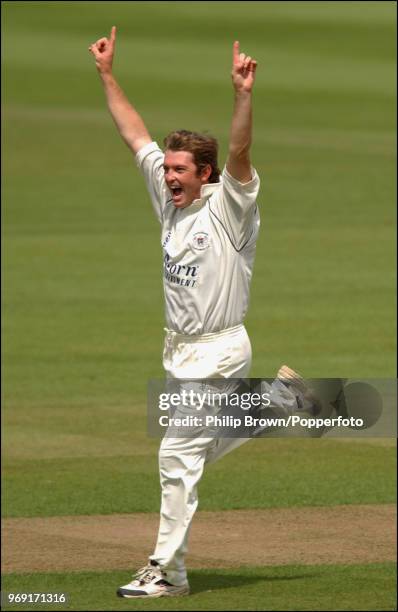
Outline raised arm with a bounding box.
[226,41,258,183]
[89,26,152,154]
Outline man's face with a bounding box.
[163,150,211,209]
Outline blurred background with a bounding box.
[2,2,396,516]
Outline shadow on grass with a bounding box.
[189,570,321,595]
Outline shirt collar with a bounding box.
[189,179,222,208]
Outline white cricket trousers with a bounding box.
[150,324,253,585]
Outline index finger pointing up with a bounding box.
[110,25,117,44]
[233,40,240,63]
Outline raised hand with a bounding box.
[231,41,257,93]
[89,26,117,74]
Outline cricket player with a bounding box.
[89,27,317,599]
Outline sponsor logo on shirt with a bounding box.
[162,231,172,247]
[163,252,198,288]
[192,232,210,250]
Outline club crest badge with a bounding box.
[192,232,210,250]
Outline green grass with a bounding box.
[3,440,396,517]
[3,2,396,384]
[2,564,396,611]
[2,2,396,610]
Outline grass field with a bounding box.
[2,564,396,611]
[2,1,397,611]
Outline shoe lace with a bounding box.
[132,564,160,585]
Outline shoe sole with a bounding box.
[117,587,190,599]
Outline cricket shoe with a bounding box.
[277,365,322,416]
[117,560,190,599]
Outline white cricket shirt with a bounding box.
[136,142,260,335]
